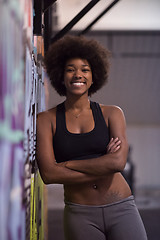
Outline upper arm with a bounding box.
[65,106,129,175]
[36,111,56,182]
[108,106,127,140]
[108,106,128,168]
[36,111,99,184]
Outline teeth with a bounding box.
[72,82,85,86]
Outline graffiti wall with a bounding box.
[0,1,47,239]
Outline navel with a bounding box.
[93,184,98,189]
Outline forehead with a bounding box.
[65,58,90,67]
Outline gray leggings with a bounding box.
[64,196,148,240]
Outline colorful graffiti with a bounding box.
[0,1,47,239]
[0,1,25,239]
[24,45,47,240]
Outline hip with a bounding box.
[64,172,132,205]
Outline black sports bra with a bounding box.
[53,101,110,163]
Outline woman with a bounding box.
[36,35,147,240]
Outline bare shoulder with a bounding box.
[100,104,127,140]
[100,104,125,119]
[37,107,57,129]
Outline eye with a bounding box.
[66,68,74,72]
[82,68,90,73]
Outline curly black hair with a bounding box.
[44,35,110,96]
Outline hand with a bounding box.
[106,137,121,154]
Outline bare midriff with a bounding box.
[64,172,132,205]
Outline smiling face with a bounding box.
[64,58,92,97]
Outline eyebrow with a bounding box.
[66,64,90,67]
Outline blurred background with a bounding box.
[0,0,160,240]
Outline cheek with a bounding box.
[63,75,72,88]
[64,73,70,82]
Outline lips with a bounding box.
[70,81,86,86]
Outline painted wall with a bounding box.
[0,1,47,239]
[0,1,25,239]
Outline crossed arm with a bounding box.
[65,106,128,175]
[36,111,102,185]
[36,106,128,185]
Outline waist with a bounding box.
[64,173,132,205]
[65,195,134,208]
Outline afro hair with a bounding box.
[44,35,110,96]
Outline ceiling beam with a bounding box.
[51,0,101,43]
[79,0,120,36]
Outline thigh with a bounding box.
[106,198,148,240]
[64,203,106,240]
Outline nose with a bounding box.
[74,75,82,80]
[74,69,82,79]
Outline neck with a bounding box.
[65,95,90,111]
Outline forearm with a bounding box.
[65,147,128,176]
[39,161,103,185]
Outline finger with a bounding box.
[112,137,120,144]
[108,138,121,148]
[110,145,121,153]
[107,137,121,152]
[108,139,121,153]
[107,138,117,151]
[112,145,121,153]
[115,140,121,146]
[108,138,114,144]
[111,140,121,150]
[107,140,115,151]
[112,138,121,146]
